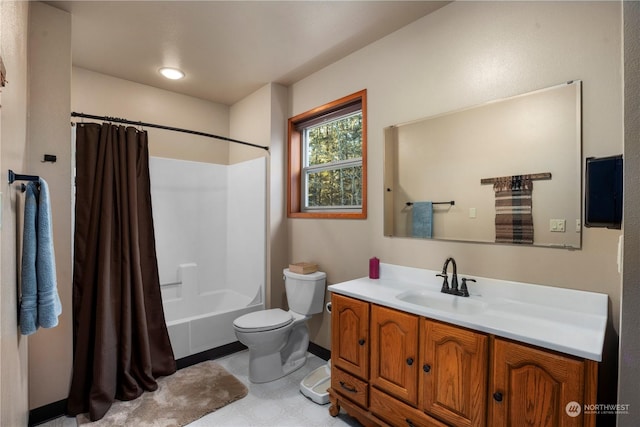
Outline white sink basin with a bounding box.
[396,290,488,315]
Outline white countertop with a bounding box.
[328,263,608,361]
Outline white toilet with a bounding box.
[233,269,326,383]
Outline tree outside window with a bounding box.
[288,90,367,219]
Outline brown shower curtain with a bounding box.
[67,123,176,421]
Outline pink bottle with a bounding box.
[369,257,380,279]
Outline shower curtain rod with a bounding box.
[71,112,269,152]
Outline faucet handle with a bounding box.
[436,273,449,292]
[460,278,476,297]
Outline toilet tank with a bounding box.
[283,269,326,315]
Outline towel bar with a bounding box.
[8,170,39,184]
[406,201,455,207]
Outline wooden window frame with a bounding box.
[287,89,367,219]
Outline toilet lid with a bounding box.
[233,309,293,332]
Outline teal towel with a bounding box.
[19,179,61,335]
[412,201,433,238]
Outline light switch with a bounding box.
[469,207,477,218]
[550,219,566,232]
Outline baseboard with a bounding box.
[177,341,330,367]
[175,341,247,370]
[308,342,331,361]
[29,399,67,426]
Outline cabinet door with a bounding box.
[420,319,488,427]
[331,294,370,380]
[489,338,585,427]
[370,304,419,405]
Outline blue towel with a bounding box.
[19,182,38,335]
[19,179,61,335]
[412,201,433,238]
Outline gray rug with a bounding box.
[77,360,248,426]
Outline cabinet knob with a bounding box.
[493,392,503,402]
[358,339,365,346]
[406,357,414,366]
[422,364,431,373]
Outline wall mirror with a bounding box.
[384,81,582,249]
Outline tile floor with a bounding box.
[40,350,361,426]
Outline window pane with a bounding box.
[306,112,362,167]
[288,89,366,218]
[306,165,362,208]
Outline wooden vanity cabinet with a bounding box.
[420,319,488,427]
[489,337,597,427]
[329,294,598,427]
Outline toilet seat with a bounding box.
[233,308,293,332]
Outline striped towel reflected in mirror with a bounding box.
[494,176,534,244]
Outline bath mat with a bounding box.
[76,360,248,426]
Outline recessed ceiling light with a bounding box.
[159,67,185,80]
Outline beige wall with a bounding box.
[290,1,623,363]
[73,67,231,164]
[26,2,72,410]
[229,83,289,310]
[229,83,271,164]
[0,1,31,424]
[618,1,640,424]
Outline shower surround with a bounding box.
[150,156,266,359]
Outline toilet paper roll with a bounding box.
[326,302,332,313]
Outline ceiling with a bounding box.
[47,1,448,105]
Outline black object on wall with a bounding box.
[585,155,623,229]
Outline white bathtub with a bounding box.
[161,264,263,359]
[150,156,267,360]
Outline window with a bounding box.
[288,90,367,219]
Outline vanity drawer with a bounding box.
[332,367,368,408]
[370,387,448,427]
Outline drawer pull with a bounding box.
[358,338,366,346]
[493,392,503,402]
[339,381,357,393]
[406,418,416,427]
[406,357,414,366]
[423,364,431,373]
